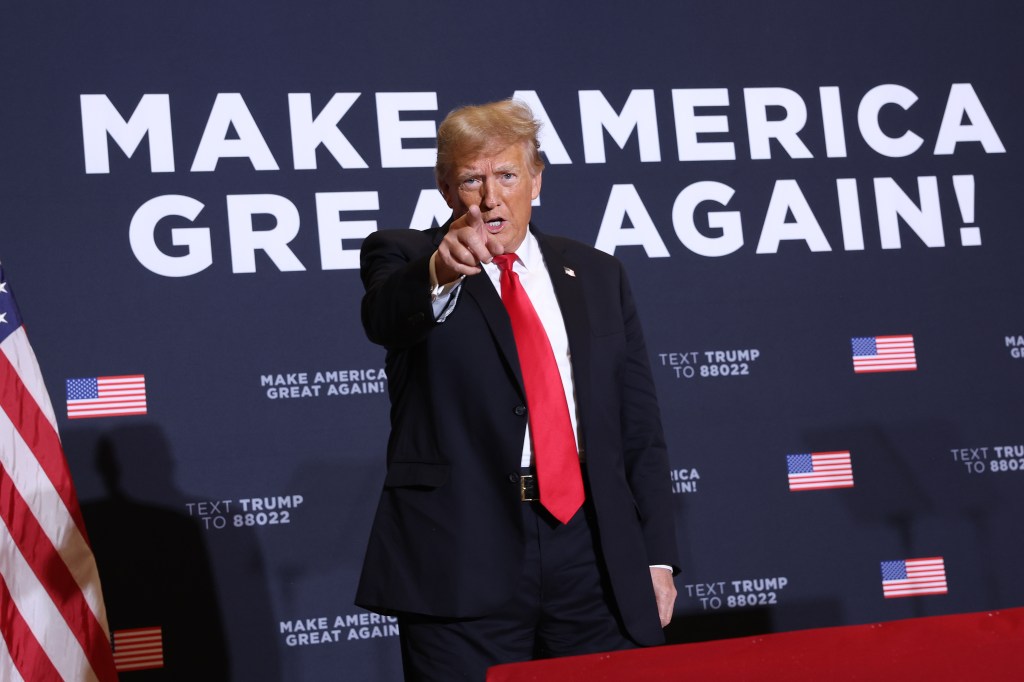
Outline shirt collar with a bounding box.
[511,227,541,272]
[481,226,542,279]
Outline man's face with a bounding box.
[440,142,542,254]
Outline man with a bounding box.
[356,99,679,681]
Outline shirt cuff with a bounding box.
[429,252,465,321]
[429,251,464,298]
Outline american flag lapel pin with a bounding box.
[563,266,576,277]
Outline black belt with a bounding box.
[518,463,587,503]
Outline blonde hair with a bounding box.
[435,99,544,187]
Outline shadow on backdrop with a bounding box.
[67,424,281,681]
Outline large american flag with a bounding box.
[0,264,118,680]
[851,335,917,373]
[66,375,147,419]
[787,451,854,491]
[881,557,948,598]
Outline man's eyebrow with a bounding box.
[456,163,520,179]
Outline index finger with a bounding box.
[458,205,494,263]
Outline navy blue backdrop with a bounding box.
[2,1,1023,679]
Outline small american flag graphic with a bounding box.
[881,557,948,598]
[112,626,164,672]
[787,451,854,491]
[851,335,917,373]
[66,374,147,419]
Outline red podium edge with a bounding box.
[487,608,1024,681]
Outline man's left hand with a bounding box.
[650,567,677,628]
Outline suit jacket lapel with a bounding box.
[464,274,525,386]
[536,232,593,435]
[432,219,526,395]
[436,223,593,403]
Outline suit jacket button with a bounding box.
[508,472,520,483]
[513,405,527,416]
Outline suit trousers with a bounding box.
[397,496,637,682]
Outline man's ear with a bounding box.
[438,182,454,208]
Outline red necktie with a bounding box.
[492,254,584,524]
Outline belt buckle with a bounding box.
[520,473,538,502]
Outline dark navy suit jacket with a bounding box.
[354,223,679,646]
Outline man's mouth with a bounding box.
[485,218,505,232]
